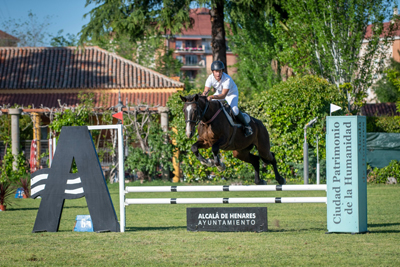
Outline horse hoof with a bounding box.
[256,179,267,185]
[278,177,286,185]
[217,162,226,172]
[201,159,213,167]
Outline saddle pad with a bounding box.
[217,101,250,127]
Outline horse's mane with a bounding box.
[184,93,220,109]
[186,93,207,103]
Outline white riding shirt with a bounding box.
[205,72,239,115]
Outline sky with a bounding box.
[0,0,97,45]
[1,0,398,46]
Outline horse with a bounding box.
[180,93,286,185]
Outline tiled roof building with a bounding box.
[0,46,184,108]
[0,30,19,47]
[361,103,400,116]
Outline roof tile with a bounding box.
[0,46,183,90]
[361,103,400,116]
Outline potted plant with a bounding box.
[0,178,13,211]
[18,174,30,198]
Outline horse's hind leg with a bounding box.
[260,151,286,185]
[233,149,265,185]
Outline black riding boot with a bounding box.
[236,111,253,137]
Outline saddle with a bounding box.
[217,101,251,127]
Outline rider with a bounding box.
[202,60,253,137]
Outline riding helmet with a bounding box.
[211,60,225,71]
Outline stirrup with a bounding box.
[244,126,253,137]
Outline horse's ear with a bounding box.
[194,94,199,101]
[180,95,187,102]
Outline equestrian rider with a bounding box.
[202,60,253,137]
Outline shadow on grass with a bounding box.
[125,226,187,232]
[9,205,89,212]
[124,226,326,232]
[266,227,327,232]
[368,230,400,233]
[368,222,400,227]
[8,207,38,211]
[367,222,400,233]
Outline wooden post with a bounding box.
[32,112,41,169]
[172,127,180,183]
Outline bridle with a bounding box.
[184,99,210,126]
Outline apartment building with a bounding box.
[165,8,237,80]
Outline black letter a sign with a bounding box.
[31,126,120,232]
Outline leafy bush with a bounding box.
[367,116,400,133]
[0,147,29,206]
[375,116,400,133]
[125,122,174,181]
[48,93,101,133]
[245,75,348,178]
[289,151,326,184]
[367,160,400,183]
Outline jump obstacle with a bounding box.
[124,185,327,204]
[86,125,327,233]
[88,116,368,234]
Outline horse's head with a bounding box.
[180,94,208,138]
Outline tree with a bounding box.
[79,0,192,59]
[226,1,284,96]
[79,0,274,73]
[374,58,400,103]
[383,61,400,113]
[50,30,78,47]
[1,10,52,47]
[270,0,398,112]
[155,49,183,77]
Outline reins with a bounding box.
[203,108,222,124]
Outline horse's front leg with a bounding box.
[191,141,213,167]
[212,138,226,172]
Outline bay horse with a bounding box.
[180,93,286,185]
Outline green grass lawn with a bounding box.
[1,182,399,266]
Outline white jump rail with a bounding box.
[125,184,327,193]
[125,197,327,205]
